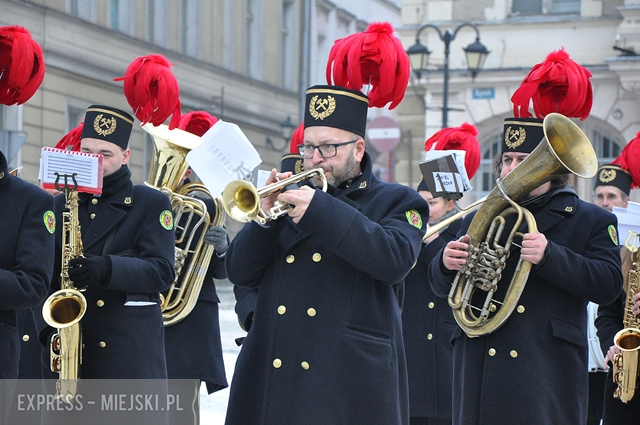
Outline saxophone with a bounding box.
[42,174,87,403]
[612,231,640,403]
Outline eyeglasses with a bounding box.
[297,140,358,159]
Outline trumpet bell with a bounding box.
[222,180,261,223]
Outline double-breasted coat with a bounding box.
[402,218,461,420]
[428,188,623,425]
[0,152,55,379]
[224,153,429,425]
[35,166,175,379]
[164,197,228,394]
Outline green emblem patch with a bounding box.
[608,224,618,245]
[406,209,422,229]
[159,210,174,230]
[43,211,56,234]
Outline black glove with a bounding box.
[68,254,109,287]
[204,226,229,255]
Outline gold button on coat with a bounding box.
[517,305,525,313]
[277,305,286,315]
[312,253,321,262]
[307,308,316,317]
[428,302,435,309]
[91,198,98,205]
[286,255,295,264]
[488,348,496,356]
[99,341,107,348]
[22,335,30,342]
[90,213,96,219]
[97,300,105,307]
[510,350,518,358]
[427,333,433,340]
[301,361,310,370]
[273,359,282,368]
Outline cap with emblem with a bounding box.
[503,48,593,154]
[594,164,632,196]
[81,105,134,150]
[280,122,304,175]
[595,131,640,195]
[304,85,369,138]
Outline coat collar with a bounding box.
[528,187,578,233]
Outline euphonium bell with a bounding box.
[222,168,328,224]
[445,113,598,337]
[142,123,226,326]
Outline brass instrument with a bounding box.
[42,173,87,403]
[613,231,640,403]
[221,168,328,224]
[142,123,226,326]
[439,113,598,337]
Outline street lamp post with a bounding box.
[406,23,490,129]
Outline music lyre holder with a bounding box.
[54,172,79,197]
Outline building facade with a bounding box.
[397,0,640,204]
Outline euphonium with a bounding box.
[612,232,640,403]
[221,168,328,224]
[42,174,87,403]
[440,113,597,337]
[142,123,226,326]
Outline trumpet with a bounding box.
[222,168,327,224]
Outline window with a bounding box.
[511,0,580,15]
[592,128,623,166]
[244,0,263,79]
[108,0,134,36]
[180,0,202,58]
[280,0,295,89]
[472,134,502,201]
[146,0,169,48]
[223,0,237,72]
[0,105,24,170]
[67,0,97,22]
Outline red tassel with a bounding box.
[178,110,218,137]
[0,26,45,105]
[511,48,592,120]
[613,132,640,189]
[114,54,181,129]
[289,122,304,154]
[326,22,410,110]
[424,122,481,179]
[54,122,83,151]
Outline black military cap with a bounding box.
[304,85,368,138]
[594,163,632,196]
[417,175,429,192]
[280,153,304,175]
[81,105,134,149]
[502,117,544,154]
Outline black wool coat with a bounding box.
[224,153,429,425]
[35,167,175,379]
[428,189,623,425]
[402,218,461,419]
[164,197,228,394]
[0,152,55,379]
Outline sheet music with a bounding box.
[423,150,472,192]
[39,147,103,194]
[186,120,262,195]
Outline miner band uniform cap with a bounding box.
[594,163,632,196]
[81,105,134,150]
[502,117,544,154]
[304,85,369,138]
[280,153,304,175]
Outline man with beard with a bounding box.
[223,85,429,425]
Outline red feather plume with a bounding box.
[178,110,218,137]
[511,48,592,120]
[114,54,181,129]
[326,22,410,110]
[0,26,45,105]
[613,132,640,189]
[424,122,481,179]
[289,122,304,154]
[54,122,83,151]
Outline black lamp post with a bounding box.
[266,115,297,152]
[406,23,490,129]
